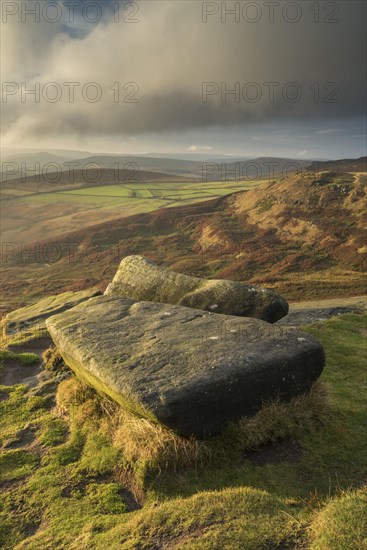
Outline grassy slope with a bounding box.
[0,313,366,549]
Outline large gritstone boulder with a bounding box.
[2,288,101,337]
[104,256,289,323]
[46,296,324,438]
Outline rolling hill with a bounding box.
[5,153,362,187]
[308,156,367,173]
[1,170,365,312]
[1,154,318,183]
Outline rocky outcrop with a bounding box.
[46,295,324,438]
[104,256,288,323]
[2,289,101,337]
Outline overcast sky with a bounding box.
[1,0,366,158]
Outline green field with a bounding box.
[18,180,260,206]
[1,179,261,245]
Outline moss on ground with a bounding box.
[0,350,40,366]
[0,314,366,549]
[0,326,49,350]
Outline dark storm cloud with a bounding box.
[1,0,366,141]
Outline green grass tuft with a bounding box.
[93,486,300,550]
[38,418,69,447]
[0,327,49,350]
[0,350,40,366]
[309,487,367,549]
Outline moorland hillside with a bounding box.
[2,170,365,312]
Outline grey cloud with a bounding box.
[1,0,366,142]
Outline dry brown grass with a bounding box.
[55,376,330,476]
[110,409,210,472]
[228,381,331,450]
[56,377,210,473]
[42,346,68,373]
[56,377,94,412]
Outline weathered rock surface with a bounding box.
[104,256,289,323]
[46,295,324,437]
[2,289,101,337]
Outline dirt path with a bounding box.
[0,362,43,387]
[277,295,366,327]
[288,295,366,310]
[352,172,367,186]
